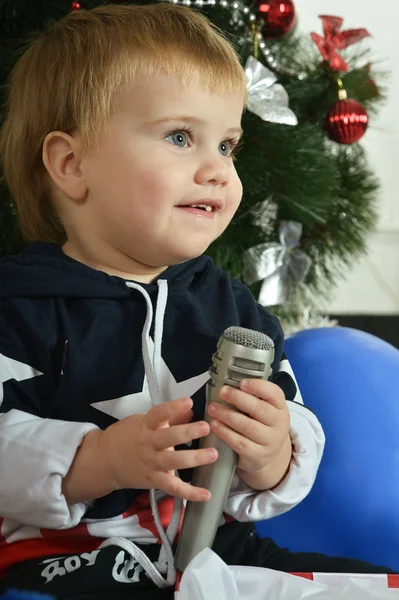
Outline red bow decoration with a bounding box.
[311,15,371,72]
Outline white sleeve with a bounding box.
[0,409,99,529]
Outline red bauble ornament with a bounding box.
[256,0,296,39]
[325,98,368,144]
[71,1,81,10]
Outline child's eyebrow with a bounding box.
[147,115,243,138]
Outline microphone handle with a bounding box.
[174,381,237,573]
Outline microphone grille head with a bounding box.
[223,326,275,350]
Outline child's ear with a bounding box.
[42,131,87,201]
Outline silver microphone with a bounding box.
[174,326,275,572]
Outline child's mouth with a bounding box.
[177,205,216,219]
[176,199,222,220]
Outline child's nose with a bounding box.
[194,155,230,187]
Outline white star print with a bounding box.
[0,353,43,406]
[91,341,209,420]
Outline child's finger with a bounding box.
[218,386,279,426]
[210,419,260,460]
[155,446,218,472]
[169,408,194,426]
[208,403,269,444]
[156,472,211,503]
[145,397,193,429]
[153,420,210,450]
[240,379,286,408]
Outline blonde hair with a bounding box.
[0,3,247,245]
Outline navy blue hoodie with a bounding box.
[0,242,324,581]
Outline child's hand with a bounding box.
[100,397,218,502]
[207,379,292,490]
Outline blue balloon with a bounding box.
[255,327,399,570]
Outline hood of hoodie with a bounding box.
[0,242,215,300]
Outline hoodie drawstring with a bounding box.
[99,279,182,588]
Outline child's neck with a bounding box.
[62,240,168,284]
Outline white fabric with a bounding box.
[0,409,97,528]
[178,549,398,600]
[224,402,325,521]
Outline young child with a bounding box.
[0,4,393,599]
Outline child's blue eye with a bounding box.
[166,131,188,147]
[219,141,230,156]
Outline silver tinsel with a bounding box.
[243,221,311,307]
[245,56,298,126]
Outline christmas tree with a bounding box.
[0,0,384,326]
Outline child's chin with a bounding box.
[169,246,210,265]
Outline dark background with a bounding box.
[330,315,399,349]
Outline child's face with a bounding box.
[77,73,244,269]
